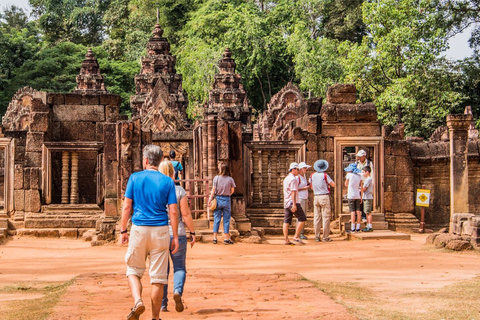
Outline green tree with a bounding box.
[342,0,464,137]
[1,42,138,115]
[29,0,109,45]
[0,6,42,111]
[177,0,294,117]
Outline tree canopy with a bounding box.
[0,0,478,137]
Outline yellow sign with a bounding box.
[416,189,430,207]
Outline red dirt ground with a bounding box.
[1,234,479,319]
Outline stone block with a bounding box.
[385,176,397,192]
[326,84,357,104]
[64,94,83,105]
[317,137,326,152]
[30,168,40,189]
[104,124,117,161]
[335,104,357,121]
[96,122,105,141]
[14,190,24,211]
[78,122,96,141]
[355,103,377,121]
[384,140,392,156]
[384,191,393,212]
[425,233,438,245]
[47,93,65,105]
[104,162,118,198]
[105,105,119,122]
[14,145,26,164]
[395,156,413,176]
[320,104,337,121]
[445,240,472,251]
[321,123,381,137]
[53,105,105,122]
[25,152,42,168]
[26,132,44,152]
[306,98,322,114]
[323,152,334,169]
[397,175,414,192]
[23,168,30,189]
[14,165,23,190]
[24,189,41,213]
[306,134,317,152]
[82,94,99,105]
[391,140,410,156]
[29,112,50,132]
[104,198,118,217]
[384,156,396,175]
[392,192,414,213]
[306,151,318,168]
[306,115,321,134]
[326,138,334,152]
[30,98,49,112]
[99,94,122,106]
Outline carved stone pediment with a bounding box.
[2,87,47,131]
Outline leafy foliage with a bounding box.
[0,0,478,136]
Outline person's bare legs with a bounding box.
[128,275,143,303]
[283,223,290,243]
[151,283,164,320]
[350,211,356,231]
[293,221,305,239]
[356,211,362,230]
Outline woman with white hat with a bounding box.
[297,162,311,240]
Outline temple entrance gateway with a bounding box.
[334,137,384,220]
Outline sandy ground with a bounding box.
[1,234,480,319]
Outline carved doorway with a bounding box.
[245,141,305,207]
[42,142,103,205]
[334,137,384,219]
[0,138,14,216]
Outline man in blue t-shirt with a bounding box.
[120,145,179,320]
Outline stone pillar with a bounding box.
[207,115,217,185]
[446,114,472,232]
[70,151,79,204]
[61,151,70,204]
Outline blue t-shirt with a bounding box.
[124,170,177,226]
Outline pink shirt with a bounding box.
[283,172,299,209]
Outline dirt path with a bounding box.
[1,234,480,319]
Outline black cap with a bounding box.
[169,150,176,159]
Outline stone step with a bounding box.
[15,228,92,238]
[349,230,411,240]
[24,214,101,229]
[342,221,389,230]
[41,204,102,213]
[340,212,386,223]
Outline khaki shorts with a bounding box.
[125,225,170,284]
[363,199,373,214]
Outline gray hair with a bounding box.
[143,144,163,166]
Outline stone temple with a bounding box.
[0,24,479,247]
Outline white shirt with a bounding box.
[310,172,333,195]
[363,176,374,200]
[346,172,362,199]
[283,173,298,209]
[298,175,309,200]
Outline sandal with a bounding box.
[224,239,234,245]
[212,239,217,244]
[127,299,145,320]
[284,241,295,245]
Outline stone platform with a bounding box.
[349,230,411,240]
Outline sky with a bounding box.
[0,0,476,60]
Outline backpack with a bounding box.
[309,172,330,193]
[173,161,181,180]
